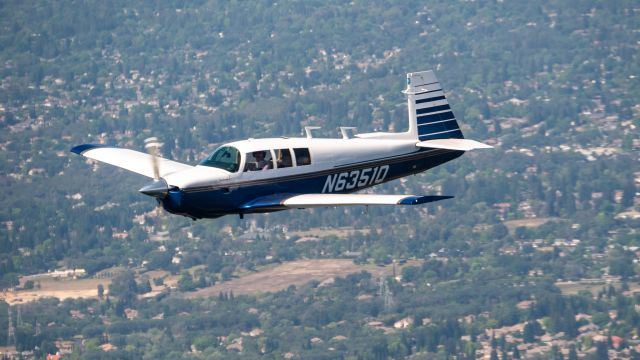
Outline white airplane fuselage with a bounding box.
[160,136,463,218]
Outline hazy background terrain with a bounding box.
[0,1,638,358]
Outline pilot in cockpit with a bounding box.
[244,150,272,172]
[254,151,269,169]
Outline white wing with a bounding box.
[416,138,493,151]
[71,144,192,178]
[240,193,452,211]
[282,194,448,207]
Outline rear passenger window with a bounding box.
[275,149,293,168]
[294,148,311,166]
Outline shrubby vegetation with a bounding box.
[3,268,640,358]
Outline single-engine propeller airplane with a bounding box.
[72,70,492,219]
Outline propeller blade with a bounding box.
[144,137,162,180]
[140,137,169,199]
[155,199,163,220]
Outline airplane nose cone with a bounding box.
[139,178,169,199]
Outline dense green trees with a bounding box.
[608,249,635,279]
[0,257,638,358]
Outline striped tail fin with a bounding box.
[404,70,464,141]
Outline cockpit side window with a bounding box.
[244,150,274,172]
[293,148,311,166]
[275,149,293,168]
[199,146,241,172]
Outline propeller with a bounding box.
[139,137,170,238]
[145,137,161,180]
[138,137,169,199]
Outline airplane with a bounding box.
[71,70,492,220]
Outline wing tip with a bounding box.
[70,143,111,155]
[476,142,494,149]
[398,195,454,205]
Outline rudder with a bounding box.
[404,70,464,141]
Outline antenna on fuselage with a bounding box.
[304,126,321,138]
[339,127,357,139]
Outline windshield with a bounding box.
[199,146,241,172]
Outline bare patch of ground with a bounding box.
[185,259,416,298]
[143,269,171,280]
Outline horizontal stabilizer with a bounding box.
[416,138,493,151]
[71,144,192,178]
[240,193,452,211]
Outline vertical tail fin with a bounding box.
[404,70,464,141]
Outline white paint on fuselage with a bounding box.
[163,165,230,189]
[163,136,418,190]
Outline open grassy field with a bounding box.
[503,217,559,232]
[288,227,372,239]
[1,269,173,304]
[0,347,18,358]
[1,259,418,304]
[185,258,417,299]
[1,276,111,305]
[556,280,611,296]
[555,280,640,296]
